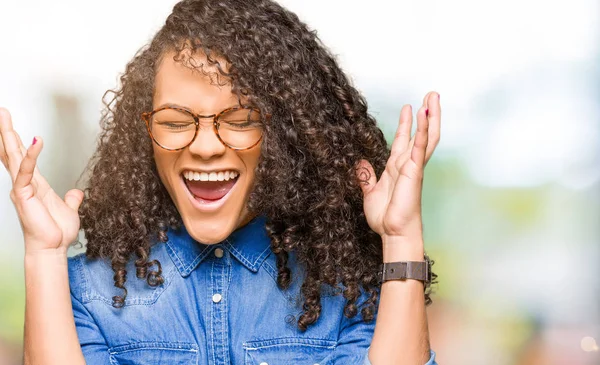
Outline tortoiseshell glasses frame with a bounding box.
[141,105,270,151]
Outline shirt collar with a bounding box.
[165,215,272,277]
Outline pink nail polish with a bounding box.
[425,109,429,117]
[32,137,37,145]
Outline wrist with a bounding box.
[25,246,69,267]
[382,235,425,262]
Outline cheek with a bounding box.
[153,148,164,173]
[243,149,262,179]
[153,148,174,186]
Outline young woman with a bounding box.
[1,0,441,364]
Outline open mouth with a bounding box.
[182,170,240,207]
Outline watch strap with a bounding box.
[377,260,430,285]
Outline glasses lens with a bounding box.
[217,108,263,149]
[149,108,196,149]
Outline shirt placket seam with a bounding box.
[210,251,230,365]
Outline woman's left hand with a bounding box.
[356,92,441,244]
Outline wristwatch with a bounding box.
[377,256,432,287]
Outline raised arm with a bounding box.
[0,108,86,365]
[356,92,441,365]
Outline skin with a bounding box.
[152,50,261,244]
[0,51,441,363]
[0,112,85,365]
[359,91,442,364]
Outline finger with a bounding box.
[0,124,6,169]
[355,159,377,196]
[0,108,25,182]
[422,91,435,107]
[14,136,42,191]
[0,108,9,169]
[15,130,30,157]
[64,189,84,212]
[424,92,441,164]
[389,105,413,158]
[408,135,415,151]
[15,130,44,193]
[1,131,38,187]
[410,107,429,168]
[394,135,416,172]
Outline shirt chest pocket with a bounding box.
[243,337,336,365]
[108,342,199,365]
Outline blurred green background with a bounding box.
[1,0,598,364]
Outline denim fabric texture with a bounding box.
[68,215,437,364]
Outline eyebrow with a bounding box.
[154,102,242,115]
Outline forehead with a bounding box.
[153,48,239,113]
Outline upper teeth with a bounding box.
[183,170,239,182]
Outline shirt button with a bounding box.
[214,247,224,258]
[212,293,222,303]
[259,363,268,365]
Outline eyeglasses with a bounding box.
[141,105,269,151]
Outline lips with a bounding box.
[184,177,238,201]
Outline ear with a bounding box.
[355,159,377,196]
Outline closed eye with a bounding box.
[155,121,195,131]
[221,120,262,129]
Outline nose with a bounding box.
[187,122,227,160]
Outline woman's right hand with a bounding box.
[0,108,84,256]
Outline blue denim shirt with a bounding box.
[68,215,437,364]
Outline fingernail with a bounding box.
[425,109,429,117]
[32,137,37,145]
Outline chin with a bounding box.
[182,214,238,244]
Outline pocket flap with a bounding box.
[244,337,335,365]
[109,342,199,365]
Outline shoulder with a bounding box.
[67,242,178,307]
[261,249,369,303]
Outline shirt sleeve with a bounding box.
[318,311,438,365]
[318,284,439,365]
[317,303,376,364]
[71,294,111,364]
[69,255,111,364]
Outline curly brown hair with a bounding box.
[78,0,436,331]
